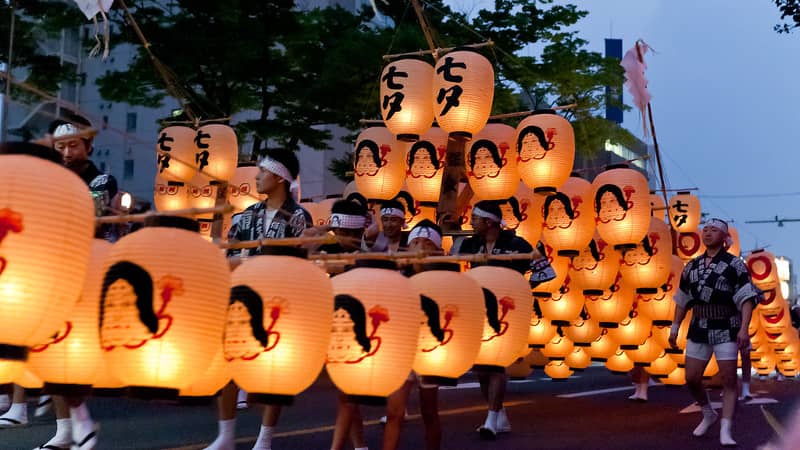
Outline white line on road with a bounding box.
[556,385,636,398]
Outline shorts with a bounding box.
[685,340,739,361]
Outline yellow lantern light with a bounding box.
[466,266,533,369]
[380,57,434,141]
[538,276,584,326]
[675,231,705,262]
[564,316,602,347]
[532,242,570,297]
[194,124,238,182]
[92,356,126,396]
[752,354,776,376]
[15,368,43,392]
[728,225,741,256]
[758,288,787,316]
[99,217,230,399]
[649,191,666,220]
[515,111,574,194]
[777,358,800,377]
[584,274,635,328]
[188,171,222,219]
[542,331,574,361]
[746,249,780,292]
[354,127,406,201]
[179,346,230,398]
[527,348,549,369]
[585,331,618,362]
[0,154,94,362]
[405,126,447,202]
[667,191,701,232]
[636,255,683,325]
[27,240,111,395]
[608,310,653,350]
[314,197,338,226]
[619,218,673,294]
[466,123,520,200]
[431,49,494,139]
[156,125,197,182]
[154,174,191,213]
[760,307,792,336]
[660,366,686,385]
[625,336,662,366]
[650,324,672,349]
[411,268,486,386]
[228,165,265,213]
[591,164,650,251]
[544,360,574,381]
[527,313,557,349]
[503,182,544,245]
[605,349,634,374]
[569,233,620,295]
[326,261,420,403]
[564,347,592,371]
[750,327,767,351]
[541,175,595,257]
[227,251,333,404]
[0,360,24,384]
[506,355,533,380]
[645,350,678,377]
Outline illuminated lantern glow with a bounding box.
[760,307,793,336]
[178,347,230,398]
[406,204,437,230]
[564,347,592,371]
[99,217,230,399]
[607,310,653,350]
[380,58,434,141]
[431,49,494,139]
[515,110,575,194]
[532,242,570,297]
[674,230,705,262]
[569,233,620,295]
[538,276,584,326]
[314,197,339,226]
[506,355,533,380]
[542,331,574,361]
[527,313,558,349]
[757,288,787,316]
[625,336,662,366]
[660,366,686,385]
[227,251,333,404]
[585,331,618,362]
[583,274,635,328]
[619,218,673,294]
[564,316,602,347]
[667,191,701,232]
[746,249,780,292]
[645,350,678,377]
[405,127,447,202]
[752,354,777,376]
[228,165,265,213]
[466,266,533,369]
[541,175,594,257]
[650,325,672,349]
[527,348,549,369]
[777,358,800,377]
[727,225,741,257]
[0,154,94,361]
[605,349,634,374]
[649,191,666,220]
[15,368,43,392]
[544,360,574,381]
[411,268,486,386]
[667,310,693,365]
[0,360,25,384]
[188,171,223,220]
[154,174,191,213]
[502,183,544,245]
[636,255,683,326]
[156,125,197,182]
[466,123,520,200]
[194,124,238,182]
[27,240,111,395]
[354,127,406,201]
[326,261,420,404]
[591,164,650,251]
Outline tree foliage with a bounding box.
[774,0,800,33]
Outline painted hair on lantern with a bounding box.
[595,184,631,223]
[334,294,371,353]
[543,192,576,221]
[469,139,505,179]
[407,140,442,178]
[502,197,525,223]
[391,191,417,216]
[516,125,552,161]
[229,285,269,348]
[354,139,386,177]
[100,261,157,334]
[482,288,502,335]
[420,295,446,343]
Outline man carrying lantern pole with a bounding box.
[206,148,311,450]
[669,218,758,447]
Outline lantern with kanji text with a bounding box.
[431,49,494,140]
[380,57,434,141]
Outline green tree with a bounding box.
[774,0,800,32]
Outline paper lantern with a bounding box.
[568,233,620,295]
[431,49,494,139]
[667,191,701,232]
[178,346,230,398]
[636,255,683,326]
[156,125,197,182]
[585,331,618,362]
[619,218,673,294]
[564,316,602,347]
[314,198,338,226]
[608,310,652,350]
[760,307,793,336]
[527,348,549,369]
[226,252,333,404]
[777,358,800,377]
[354,127,406,201]
[605,349,634,374]
[544,360,574,381]
[193,124,238,182]
[515,110,574,194]
[99,218,230,399]
[591,164,650,250]
[411,268,485,386]
[757,288,786,316]
[405,126,447,202]
[0,360,24,384]
[645,350,678,377]
[674,231,705,262]
[527,313,557,349]
[746,249,780,292]
[380,58,434,141]
[0,154,94,361]
[542,332,574,361]
[625,336,662,366]
[649,191,666,220]
[326,261,420,404]
[27,240,111,395]
[466,123,520,200]
[752,354,777,376]
[702,355,720,379]
[506,355,533,380]
[667,310,692,365]
[465,266,533,369]
[538,276,584,326]
[92,356,126,396]
[541,175,594,257]
[564,347,591,371]
[503,182,544,245]
[532,242,570,296]
[188,171,223,219]
[584,274,635,328]
[15,368,43,391]
[728,225,741,256]
[154,174,191,212]
[660,366,686,385]
[228,165,265,213]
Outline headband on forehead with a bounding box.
[380,207,405,219]
[258,157,295,184]
[704,218,729,234]
[408,225,442,249]
[472,206,501,224]
[329,213,366,230]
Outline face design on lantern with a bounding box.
[419,296,456,353]
[571,240,602,271]
[224,301,264,360]
[543,193,575,230]
[328,295,379,364]
[469,139,505,179]
[407,142,441,179]
[595,185,630,223]
[354,140,385,177]
[517,125,553,162]
[622,236,655,267]
[498,201,521,230]
[100,278,153,349]
[482,290,515,342]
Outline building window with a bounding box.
[99,162,106,172]
[126,112,137,132]
[123,159,134,180]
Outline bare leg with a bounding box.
[219,381,238,421]
[262,405,281,426]
[53,395,70,419]
[718,359,739,446]
[739,347,752,399]
[331,392,354,450]
[685,356,718,437]
[348,404,366,449]
[382,380,413,450]
[419,387,440,450]
[487,373,507,412]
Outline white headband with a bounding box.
[704,218,729,234]
[381,207,405,219]
[408,226,442,249]
[53,123,81,138]
[329,213,366,229]
[258,157,295,184]
[472,206,501,223]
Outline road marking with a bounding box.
[744,397,779,405]
[163,400,533,450]
[680,396,779,414]
[556,386,635,398]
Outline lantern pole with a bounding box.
[410,0,439,60]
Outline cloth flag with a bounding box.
[620,41,652,136]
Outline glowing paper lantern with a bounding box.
[528,349,549,369]
[466,266,533,369]
[728,225,741,256]
[506,355,533,380]
[645,350,678,377]
[187,171,223,220]
[649,191,666,219]
[194,124,238,182]
[99,218,230,398]
[542,332,574,361]
[608,311,652,350]
[154,174,191,212]
[746,249,780,292]
[431,49,494,139]
[625,336,662,366]
[565,347,591,371]
[619,218,673,294]
[0,360,24,384]
[527,314,557,349]
[584,275,635,328]
[326,261,420,403]
[760,307,793,335]
[605,349,634,374]
[178,347,230,398]
[667,191,701,233]
[660,366,686,385]
[314,197,338,226]
[591,164,650,250]
[564,316,602,347]
[515,110,574,194]
[354,127,406,201]
[757,288,787,316]
[15,368,43,391]
[753,354,777,375]
[405,126,447,202]
[0,154,94,361]
[544,360,574,381]
[674,231,705,262]
[531,242,570,297]
[636,255,683,326]
[228,165,265,213]
[569,233,620,295]
[777,358,800,377]
[503,182,544,245]
[585,331,618,362]
[27,240,111,395]
[156,125,197,182]
[380,58,434,141]
[466,123,520,200]
[226,252,333,403]
[538,276,584,326]
[411,268,485,385]
[541,175,595,257]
